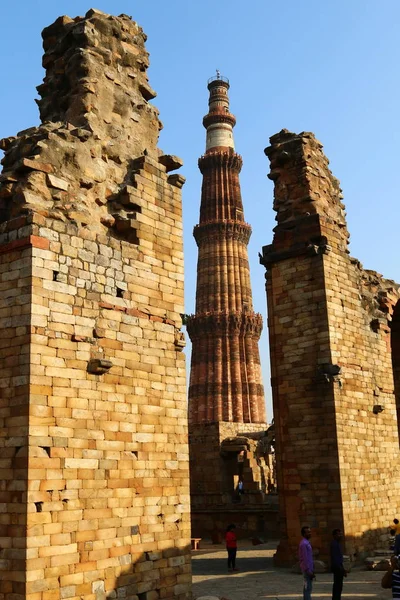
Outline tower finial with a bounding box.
[203,73,235,152]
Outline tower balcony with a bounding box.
[193,220,251,245]
[207,74,230,88]
[186,309,263,339]
[203,110,236,130]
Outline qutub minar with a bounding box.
[187,73,265,424]
[187,74,276,539]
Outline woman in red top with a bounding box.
[225,523,238,572]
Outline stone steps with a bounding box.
[365,552,391,571]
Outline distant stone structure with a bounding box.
[261,129,400,564]
[0,10,190,600]
[187,75,277,540]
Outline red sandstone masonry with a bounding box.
[0,235,50,254]
[187,77,274,542]
[187,78,265,425]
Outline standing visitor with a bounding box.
[225,523,239,573]
[299,525,315,600]
[330,528,347,600]
[390,519,400,554]
[390,518,400,536]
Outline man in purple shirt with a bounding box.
[299,526,315,600]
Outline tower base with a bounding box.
[189,422,278,540]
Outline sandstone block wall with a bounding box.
[189,421,278,539]
[0,10,190,600]
[262,129,400,564]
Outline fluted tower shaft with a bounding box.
[187,76,266,425]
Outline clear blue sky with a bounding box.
[1,1,399,419]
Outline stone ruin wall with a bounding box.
[0,10,191,600]
[189,421,277,540]
[262,129,400,563]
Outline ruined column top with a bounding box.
[264,128,348,250]
[0,8,183,235]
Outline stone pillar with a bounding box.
[261,129,400,564]
[0,10,190,600]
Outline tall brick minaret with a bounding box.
[187,74,266,424]
[187,75,272,540]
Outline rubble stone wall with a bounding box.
[189,421,278,539]
[262,129,400,563]
[0,10,190,600]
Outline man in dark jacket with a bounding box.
[330,529,347,600]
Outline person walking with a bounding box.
[330,528,347,600]
[299,525,315,600]
[225,523,239,573]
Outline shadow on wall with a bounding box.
[0,421,29,598]
[344,526,394,562]
[112,543,192,600]
[1,537,191,599]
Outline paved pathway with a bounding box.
[192,542,391,600]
